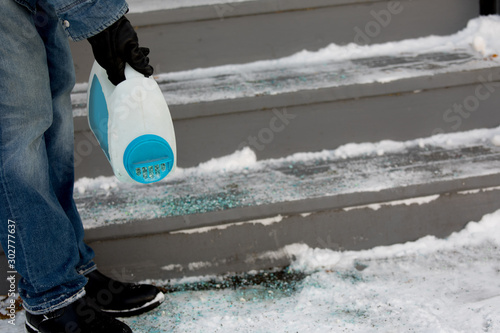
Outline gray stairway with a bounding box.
[70,0,483,179]
[2,0,500,293]
[62,138,500,281]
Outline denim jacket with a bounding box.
[14,0,128,41]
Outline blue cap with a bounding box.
[123,134,175,184]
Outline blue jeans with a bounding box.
[0,0,96,314]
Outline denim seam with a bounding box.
[62,3,128,41]
[13,0,36,13]
[77,261,97,275]
[57,0,89,13]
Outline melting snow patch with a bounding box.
[161,264,184,272]
[188,261,213,271]
[457,186,500,195]
[170,215,284,234]
[343,194,440,212]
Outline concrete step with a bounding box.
[2,129,500,292]
[71,49,500,179]
[69,0,479,82]
[42,134,500,282]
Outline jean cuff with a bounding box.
[23,288,86,315]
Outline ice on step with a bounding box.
[73,125,500,230]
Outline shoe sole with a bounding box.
[25,321,38,333]
[100,291,165,318]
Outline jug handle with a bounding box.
[124,63,146,80]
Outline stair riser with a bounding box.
[68,187,500,283]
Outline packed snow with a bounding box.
[2,209,500,332]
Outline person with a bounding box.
[0,0,163,332]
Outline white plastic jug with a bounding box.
[87,61,176,184]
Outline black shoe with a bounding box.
[25,297,132,333]
[84,270,165,317]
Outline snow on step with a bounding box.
[74,127,500,230]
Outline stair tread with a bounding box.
[75,130,500,233]
[157,51,485,105]
[71,49,497,118]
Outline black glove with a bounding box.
[88,16,154,85]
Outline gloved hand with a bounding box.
[87,16,154,85]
